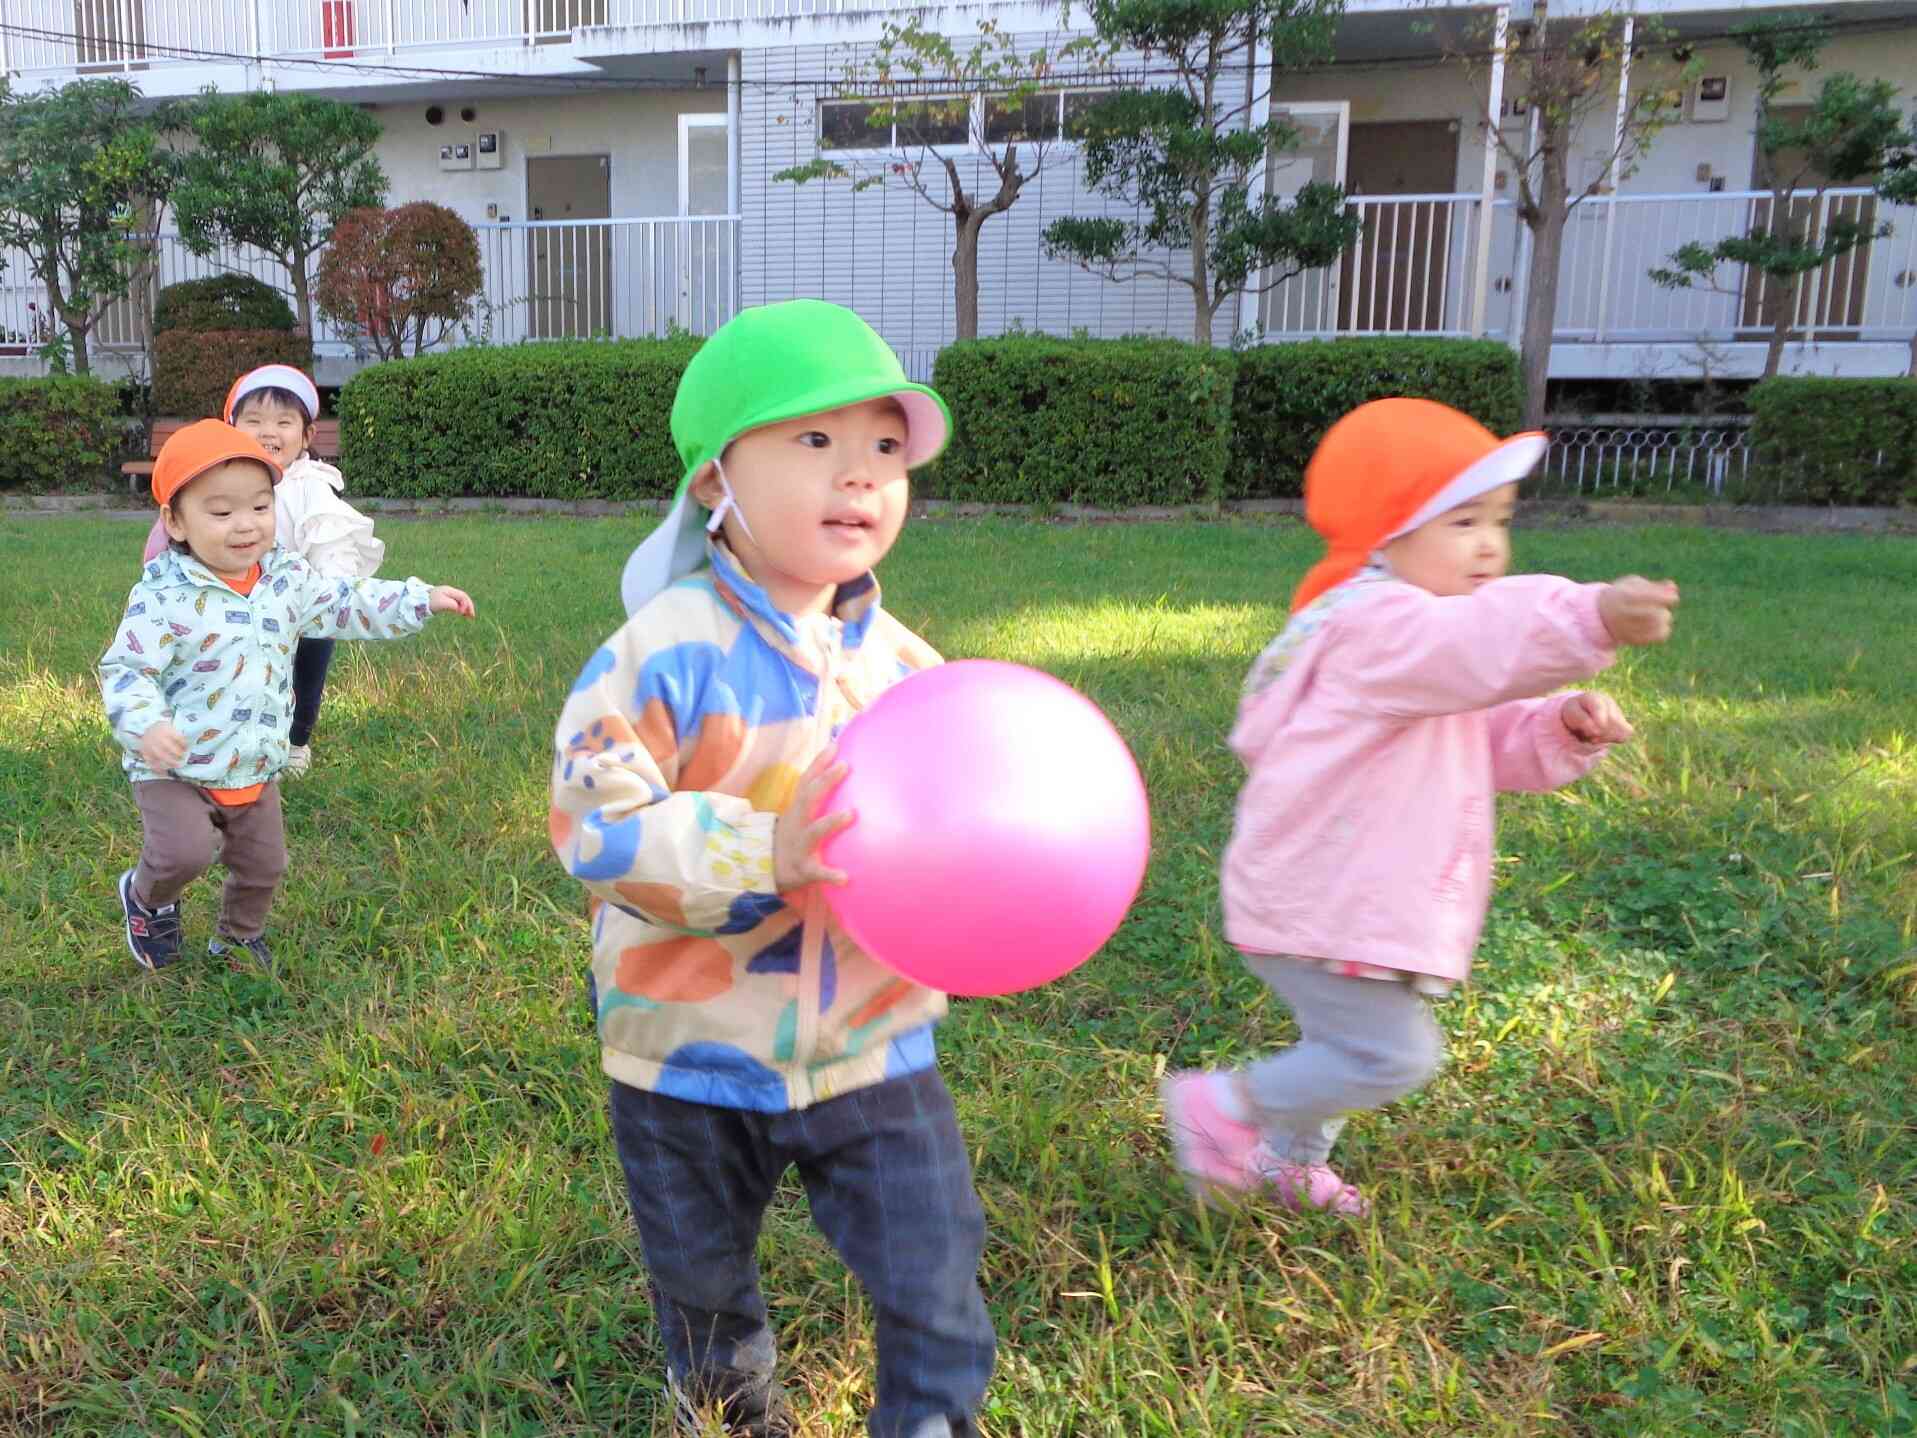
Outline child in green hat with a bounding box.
[551,301,993,1436]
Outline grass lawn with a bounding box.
[2,513,1914,1437]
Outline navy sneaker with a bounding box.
[209,933,275,975]
[119,868,183,971]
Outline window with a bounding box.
[818,97,971,151]
[983,92,1056,143]
[983,91,1108,144]
[1062,91,1106,135]
[821,101,884,150]
[819,91,1108,153]
[895,99,972,148]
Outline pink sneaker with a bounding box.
[1159,1072,1265,1201]
[1250,1145,1371,1217]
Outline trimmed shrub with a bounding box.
[930,337,1237,506]
[153,330,316,421]
[153,275,296,335]
[318,202,483,360]
[0,376,123,491]
[1228,338,1525,499]
[1749,377,1917,506]
[338,338,700,498]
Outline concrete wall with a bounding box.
[362,87,729,231]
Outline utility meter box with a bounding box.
[477,130,504,169]
[438,141,474,171]
[1690,75,1731,123]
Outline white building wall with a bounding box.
[365,88,729,230]
[740,33,1252,374]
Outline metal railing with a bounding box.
[6,182,1913,374]
[0,215,739,363]
[471,215,737,343]
[1260,193,1497,338]
[1539,419,1753,496]
[1552,187,1917,344]
[0,0,937,73]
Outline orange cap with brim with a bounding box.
[1291,398,1547,612]
[152,420,282,510]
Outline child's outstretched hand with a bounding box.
[774,746,854,892]
[1562,692,1634,745]
[139,720,187,771]
[429,586,476,618]
[1598,576,1679,646]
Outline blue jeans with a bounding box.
[609,1068,995,1437]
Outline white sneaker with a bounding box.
[283,744,312,778]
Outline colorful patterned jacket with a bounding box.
[99,544,433,787]
[550,541,947,1112]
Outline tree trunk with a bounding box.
[1764,283,1792,379]
[953,213,984,342]
[291,257,315,339]
[66,319,91,375]
[1189,189,1215,345]
[1519,204,1568,430]
[45,268,89,374]
[1518,123,1573,431]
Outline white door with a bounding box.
[1255,101,1349,337]
[677,114,730,332]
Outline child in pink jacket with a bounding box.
[1161,398,1679,1217]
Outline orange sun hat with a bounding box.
[151,419,282,510]
[1291,398,1548,612]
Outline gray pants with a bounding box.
[1238,956,1446,1166]
[131,780,287,940]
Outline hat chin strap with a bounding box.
[703,456,758,547]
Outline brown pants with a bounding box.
[131,780,287,940]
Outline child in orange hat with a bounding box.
[1160,398,1679,1216]
[100,420,475,975]
[141,364,382,777]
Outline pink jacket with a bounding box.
[1221,575,1617,984]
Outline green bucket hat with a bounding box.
[620,300,952,615]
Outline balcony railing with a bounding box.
[0,0,929,74]
[2,190,1911,376]
[0,215,740,363]
[1254,186,1915,350]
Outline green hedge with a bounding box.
[1228,339,1525,499]
[930,337,1237,506]
[154,275,296,335]
[0,376,123,491]
[338,338,700,499]
[154,330,316,420]
[1748,377,1917,506]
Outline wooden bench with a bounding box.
[123,418,342,496]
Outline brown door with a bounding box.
[527,154,613,340]
[1740,105,1874,337]
[1342,121,1459,332]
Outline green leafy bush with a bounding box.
[153,330,316,420]
[0,376,123,491]
[153,275,296,335]
[337,338,700,498]
[1229,339,1524,499]
[930,336,1237,505]
[1748,377,1917,506]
